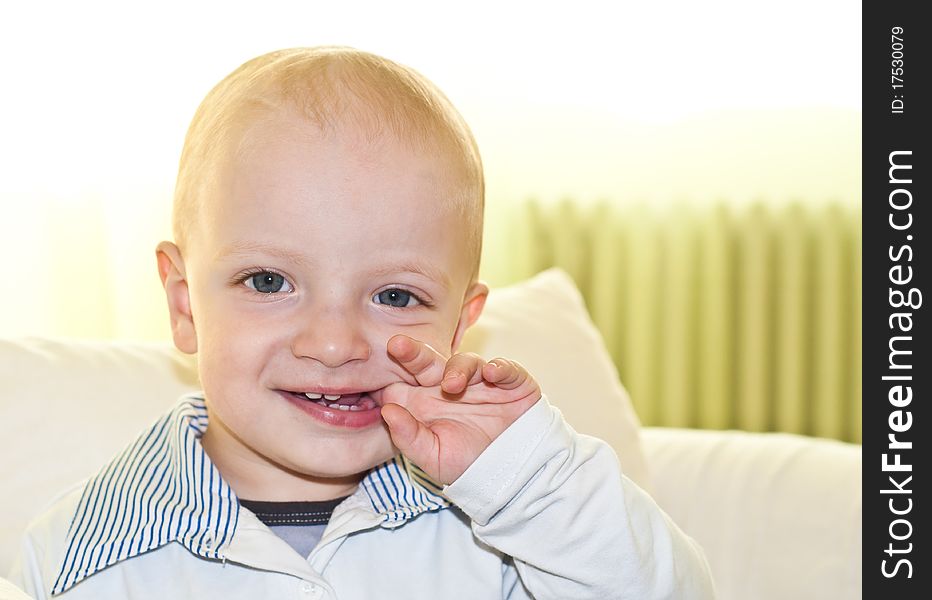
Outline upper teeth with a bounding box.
[305,392,342,401]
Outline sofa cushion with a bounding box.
[641,427,861,600]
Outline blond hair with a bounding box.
[173,46,484,279]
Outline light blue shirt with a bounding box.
[11,394,716,599]
[50,395,450,594]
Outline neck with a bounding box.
[201,422,365,502]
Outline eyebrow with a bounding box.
[215,242,313,267]
[215,242,450,288]
[368,261,451,290]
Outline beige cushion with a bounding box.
[641,427,861,600]
[0,267,648,574]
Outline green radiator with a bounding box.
[481,199,862,443]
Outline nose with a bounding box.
[290,308,371,368]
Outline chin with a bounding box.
[284,442,396,480]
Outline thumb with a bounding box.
[380,404,438,465]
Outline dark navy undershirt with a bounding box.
[239,496,349,557]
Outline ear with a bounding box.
[156,241,198,355]
[450,280,489,353]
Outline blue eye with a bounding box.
[244,271,292,294]
[374,289,420,308]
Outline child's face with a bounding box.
[159,111,486,499]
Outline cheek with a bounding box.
[194,305,278,393]
[389,318,461,357]
[435,303,468,348]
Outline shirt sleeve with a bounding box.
[6,485,85,600]
[6,534,48,600]
[442,395,716,600]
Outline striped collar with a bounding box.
[52,394,450,595]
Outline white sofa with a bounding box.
[0,269,861,599]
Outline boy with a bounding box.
[10,47,714,598]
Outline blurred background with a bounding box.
[0,0,861,441]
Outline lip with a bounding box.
[279,389,386,429]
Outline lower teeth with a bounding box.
[312,398,371,412]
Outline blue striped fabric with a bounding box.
[51,394,450,595]
[360,456,450,524]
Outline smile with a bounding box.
[299,391,378,412]
[279,387,386,429]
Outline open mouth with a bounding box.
[287,390,379,412]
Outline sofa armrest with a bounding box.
[640,427,861,600]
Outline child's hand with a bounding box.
[380,334,542,485]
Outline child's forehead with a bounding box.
[197,112,467,253]
[213,109,459,209]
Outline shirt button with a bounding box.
[301,581,324,600]
[300,581,323,598]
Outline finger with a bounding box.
[441,352,485,394]
[387,334,448,386]
[380,403,439,467]
[482,358,531,390]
